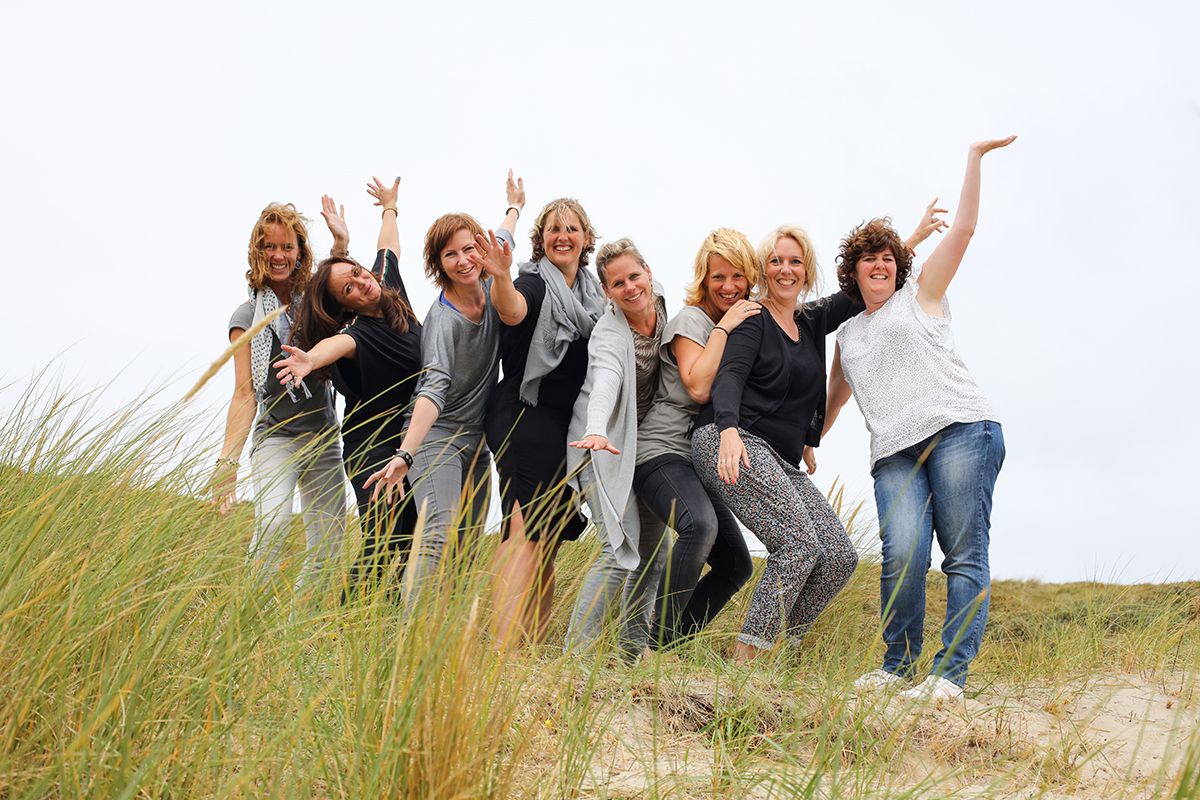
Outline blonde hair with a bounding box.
[529,198,599,267]
[245,203,313,296]
[683,227,760,307]
[757,225,820,300]
[594,237,648,286]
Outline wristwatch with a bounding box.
[394,448,414,468]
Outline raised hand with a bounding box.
[568,434,621,455]
[506,169,526,210]
[469,230,514,280]
[906,197,949,250]
[716,299,761,335]
[970,135,1018,158]
[364,456,409,504]
[367,175,401,210]
[274,344,314,385]
[321,194,349,244]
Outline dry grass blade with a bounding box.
[182,305,286,401]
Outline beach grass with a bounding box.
[1,383,1197,799]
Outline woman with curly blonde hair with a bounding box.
[210,201,348,591]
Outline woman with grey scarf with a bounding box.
[209,201,348,592]
[477,197,606,646]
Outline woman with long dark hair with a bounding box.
[274,176,422,594]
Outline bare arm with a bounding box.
[366,176,401,258]
[273,334,357,385]
[363,396,441,503]
[822,342,852,437]
[209,331,255,513]
[917,136,1016,313]
[471,230,528,326]
[675,301,761,404]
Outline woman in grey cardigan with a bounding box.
[563,238,669,660]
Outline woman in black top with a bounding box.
[689,224,862,660]
[275,176,421,596]
[476,197,605,646]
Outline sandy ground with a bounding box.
[573,671,1199,798]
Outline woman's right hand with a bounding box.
[469,230,514,281]
[905,197,949,250]
[274,344,314,385]
[568,434,621,455]
[208,464,238,515]
[970,135,1018,158]
[321,194,349,244]
[717,428,751,485]
[716,300,761,335]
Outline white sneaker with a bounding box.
[899,675,963,702]
[853,669,907,692]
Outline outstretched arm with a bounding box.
[367,176,401,258]
[273,335,357,385]
[917,136,1016,312]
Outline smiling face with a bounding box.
[541,209,588,270]
[601,254,654,316]
[438,227,483,288]
[701,253,751,317]
[328,261,382,313]
[261,223,299,288]
[763,235,809,304]
[854,248,898,308]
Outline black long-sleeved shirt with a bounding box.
[694,291,862,466]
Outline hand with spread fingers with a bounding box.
[274,344,314,386]
[469,229,514,281]
[568,434,621,455]
[364,456,409,504]
[906,197,949,250]
[367,175,401,210]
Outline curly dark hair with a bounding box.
[835,218,913,302]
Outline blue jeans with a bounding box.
[872,420,1005,686]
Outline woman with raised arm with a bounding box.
[477,197,605,645]
[560,238,669,660]
[689,225,864,660]
[209,203,347,591]
[361,172,526,594]
[274,176,422,596]
[630,229,761,647]
[827,136,1016,701]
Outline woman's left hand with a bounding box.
[367,176,400,209]
[970,135,1018,158]
[364,456,410,504]
[506,169,525,211]
[568,434,621,455]
[802,445,817,475]
[469,230,514,280]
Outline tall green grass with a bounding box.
[1,380,1197,798]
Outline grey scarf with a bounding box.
[518,257,605,406]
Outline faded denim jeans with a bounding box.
[872,420,1005,687]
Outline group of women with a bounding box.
[211,136,1015,698]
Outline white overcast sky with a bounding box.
[2,0,1197,583]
